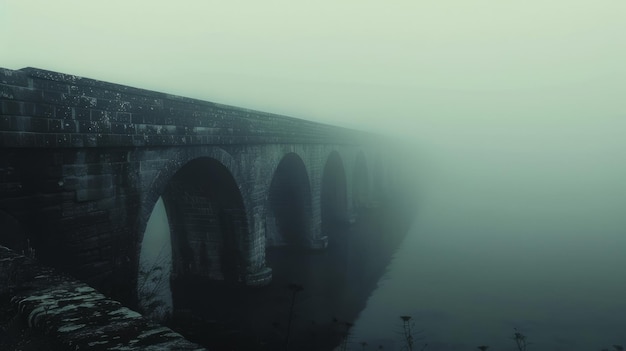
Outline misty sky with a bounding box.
[2,0,624,142]
[4,2,625,349]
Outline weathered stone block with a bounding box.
[76,188,115,202]
[0,68,29,86]
[55,105,72,119]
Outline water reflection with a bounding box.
[165,205,411,350]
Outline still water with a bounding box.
[350,124,626,351]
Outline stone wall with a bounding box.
[0,245,206,351]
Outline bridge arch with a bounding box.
[321,150,348,231]
[162,157,248,283]
[137,147,244,252]
[265,152,313,248]
[353,151,370,210]
[136,147,251,310]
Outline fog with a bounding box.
[3,1,625,349]
[351,121,626,350]
[2,1,625,137]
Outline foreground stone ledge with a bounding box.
[0,245,207,351]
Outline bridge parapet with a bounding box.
[1,67,367,148]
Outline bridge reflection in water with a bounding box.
[162,204,413,351]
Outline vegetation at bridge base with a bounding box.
[346,315,624,351]
[136,245,172,323]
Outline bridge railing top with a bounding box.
[1,67,376,148]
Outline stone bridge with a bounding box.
[0,67,406,308]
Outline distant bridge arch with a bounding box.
[266,152,313,248]
[353,151,371,210]
[321,150,348,229]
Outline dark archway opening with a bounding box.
[162,158,247,286]
[266,153,312,248]
[353,152,370,211]
[321,151,348,232]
